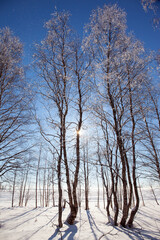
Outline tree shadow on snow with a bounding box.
[86,210,108,240]
[10,207,52,230]
[113,225,160,240]
[2,208,37,223]
[138,209,160,223]
[98,208,106,216]
[48,222,78,240]
[25,211,59,240]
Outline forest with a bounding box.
[0,1,160,239]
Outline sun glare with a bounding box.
[77,129,83,135]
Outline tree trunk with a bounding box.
[39,172,42,207]
[42,166,46,208]
[21,169,29,206]
[45,168,50,207]
[25,186,30,206]
[35,145,41,208]
[150,185,159,205]
[127,160,139,227]
[57,125,63,228]
[84,145,89,210]
[138,179,145,206]
[65,60,83,224]
[52,166,55,207]
[78,183,82,208]
[96,168,100,208]
[65,128,80,224]
[113,190,119,226]
[127,78,139,228]
[107,78,128,227]
[103,185,105,209]
[57,165,63,227]
[19,175,24,206]
[12,169,17,207]
[66,205,78,225]
[113,145,119,225]
[120,164,128,227]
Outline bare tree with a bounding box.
[34,10,72,226]
[65,38,90,224]
[96,129,119,225]
[139,88,160,182]
[84,4,131,227]
[34,11,90,225]
[0,27,33,178]
[84,4,151,227]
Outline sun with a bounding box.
[77,129,83,135]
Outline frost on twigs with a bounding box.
[141,0,160,28]
[0,27,32,178]
[141,0,157,12]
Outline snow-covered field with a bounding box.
[0,188,160,240]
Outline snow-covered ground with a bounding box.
[0,188,160,240]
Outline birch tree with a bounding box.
[34,11,72,226]
[139,83,160,182]
[84,4,131,227]
[65,38,90,224]
[34,11,89,225]
[84,4,151,227]
[0,27,32,178]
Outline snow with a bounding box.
[0,189,160,240]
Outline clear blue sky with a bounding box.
[0,0,160,65]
